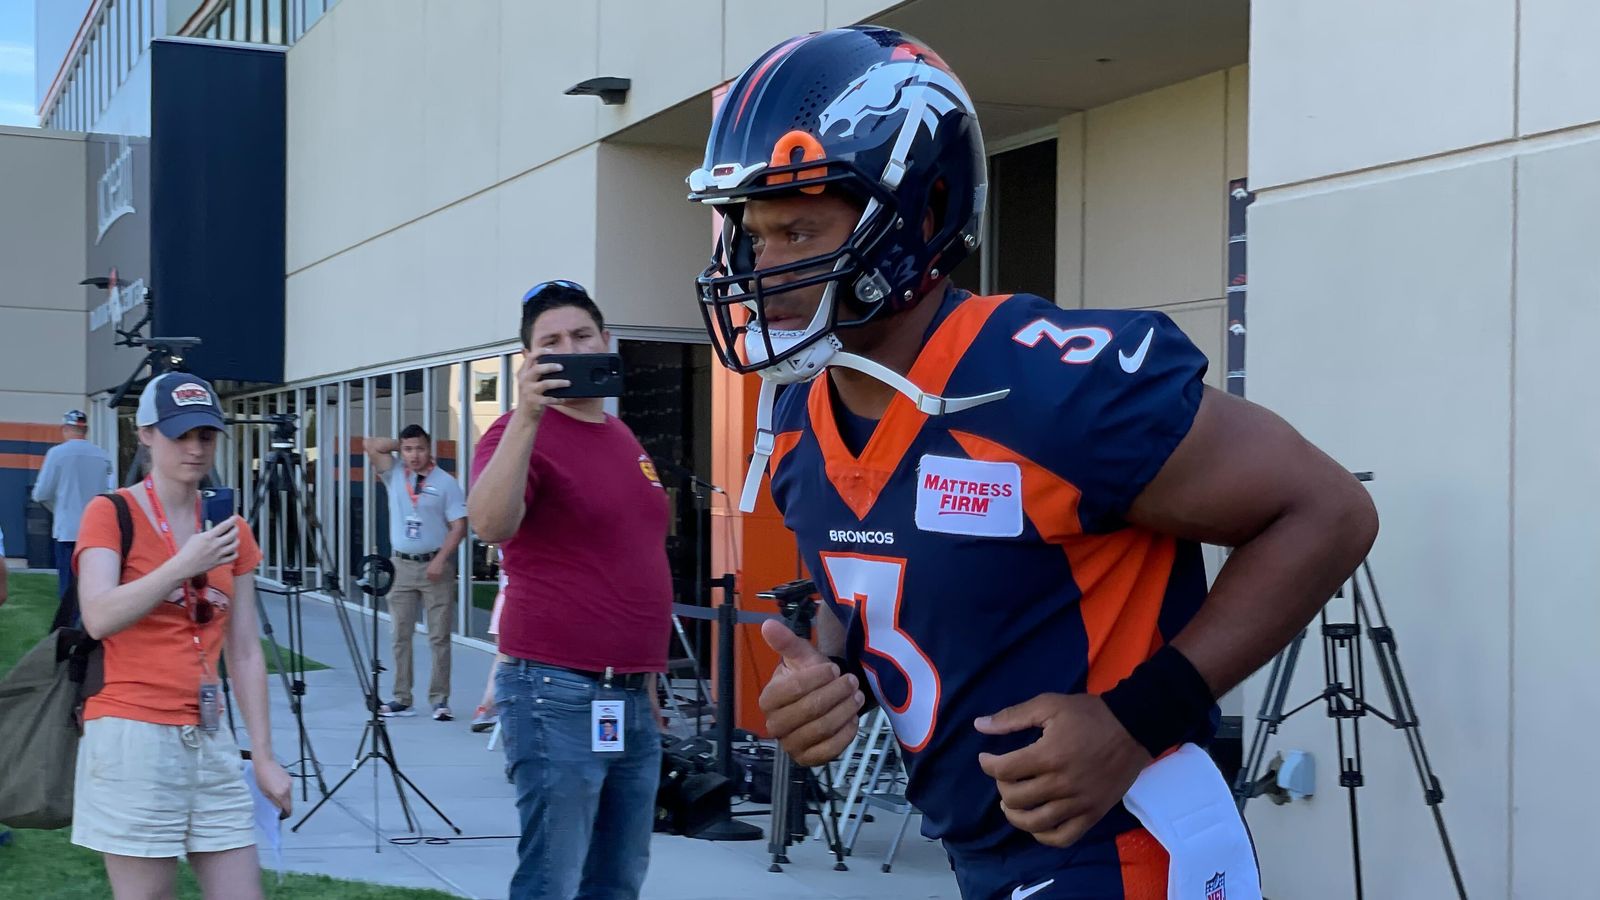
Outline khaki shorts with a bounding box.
[71,716,256,858]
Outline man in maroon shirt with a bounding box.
[469,280,673,900]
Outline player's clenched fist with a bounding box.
[758,618,866,767]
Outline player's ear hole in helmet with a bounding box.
[687,25,988,380]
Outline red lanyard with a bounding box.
[402,466,434,510]
[144,477,202,575]
[144,479,211,672]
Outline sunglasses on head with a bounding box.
[521,280,587,304]
[189,573,214,625]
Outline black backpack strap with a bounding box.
[105,490,134,562]
[63,492,129,696]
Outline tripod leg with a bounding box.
[372,724,418,835]
[1234,627,1307,809]
[293,721,376,833]
[375,720,460,834]
[1352,566,1469,899]
[812,761,849,871]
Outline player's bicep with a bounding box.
[1125,387,1357,547]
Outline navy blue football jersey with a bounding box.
[766,288,1216,853]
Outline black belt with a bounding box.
[395,550,438,562]
[497,653,652,690]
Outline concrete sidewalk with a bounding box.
[248,585,960,900]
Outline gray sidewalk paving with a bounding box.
[249,584,960,899]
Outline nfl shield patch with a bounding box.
[1204,871,1226,900]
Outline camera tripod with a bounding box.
[228,413,458,847]
[1233,488,1468,899]
[293,554,461,846]
[760,579,849,873]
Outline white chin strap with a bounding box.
[738,351,1009,512]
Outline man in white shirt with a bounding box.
[363,425,468,720]
[31,410,114,607]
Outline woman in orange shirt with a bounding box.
[73,373,291,899]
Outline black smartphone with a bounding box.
[202,487,236,529]
[541,352,625,398]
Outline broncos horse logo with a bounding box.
[817,58,976,145]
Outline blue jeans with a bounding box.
[55,540,75,600]
[496,662,661,900]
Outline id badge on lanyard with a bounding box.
[199,667,222,733]
[404,470,430,542]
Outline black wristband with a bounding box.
[829,655,879,715]
[1099,644,1215,758]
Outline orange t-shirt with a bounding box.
[72,488,263,726]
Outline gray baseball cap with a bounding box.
[63,409,88,426]
[136,373,226,438]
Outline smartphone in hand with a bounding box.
[202,487,236,529]
[540,353,625,398]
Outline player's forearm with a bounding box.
[1170,483,1378,699]
[467,420,538,542]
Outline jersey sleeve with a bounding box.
[1022,308,1208,533]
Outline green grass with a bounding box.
[0,826,460,899]
[0,572,58,681]
[0,572,327,678]
[471,581,496,612]
[260,640,329,674]
[0,572,459,899]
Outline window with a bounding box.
[991,139,1059,297]
[267,0,285,45]
[463,355,507,638]
[342,378,364,582]
[616,341,713,621]
[428,364,481,638]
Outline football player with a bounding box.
[686,26,1378,900]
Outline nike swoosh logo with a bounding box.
[1119,327,1154,373]
[1012,878,1056,900]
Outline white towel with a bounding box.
[1122,743,1262,900]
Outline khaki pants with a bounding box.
[389,556,456,708]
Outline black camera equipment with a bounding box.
[758,578,849,873]
[1233,472,1467,899]
[290,553,458,847]
[222,411,457,846]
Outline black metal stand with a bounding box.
[761,580,848,873]
[688,574,765,842]
[1233,555,1467,900]
[241,437,329,802]
[226,413,456,848]
[682,472,713,735]
[293,555,461,847]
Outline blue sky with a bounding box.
[0,1,34,126]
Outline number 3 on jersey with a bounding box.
[819,553,939,753]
